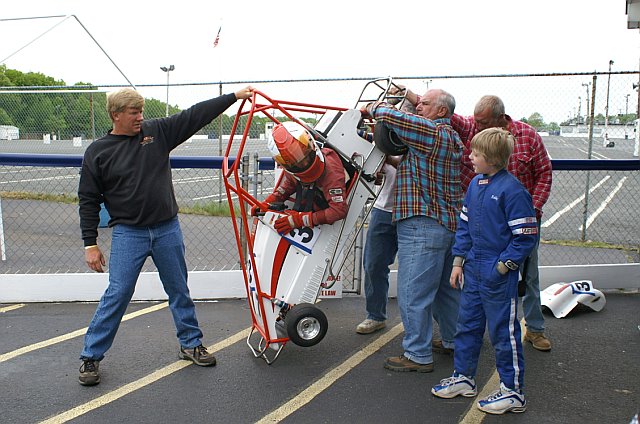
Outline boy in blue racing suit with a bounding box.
[431,128,538,415]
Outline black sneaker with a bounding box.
[179,345,216,367]
[79,359,100,386]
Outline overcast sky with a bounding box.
[1,0,639,116]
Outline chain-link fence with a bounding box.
[1,72,639,293]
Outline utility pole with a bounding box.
[604,60,614,147]
[625,93,630,116]
[160,65,175,117]
[577,96,582,124]
[582,82,591,124]
[636,56,640,156]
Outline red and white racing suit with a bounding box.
[265,148,348,226]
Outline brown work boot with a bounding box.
[524,330,551,351]
[432,339,454,355]
[384,355,434,373]
[179,345,217,366]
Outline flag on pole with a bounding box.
[213,26,221,48]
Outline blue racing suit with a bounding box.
[452,169,538,391]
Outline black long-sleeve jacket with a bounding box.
[78,93,237,246]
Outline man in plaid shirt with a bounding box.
[401,89,553,351]
[363,88,463,372]
[449,95,552,351]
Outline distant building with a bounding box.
[0,125,19,140]
[559,124,634,139]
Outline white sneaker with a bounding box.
[355,319,386,334]
[431,373,477,398]
[477,382,527,414]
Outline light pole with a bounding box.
[577,96,582,124]
[604,59,614,147]
[624,93,631,139]
[582,82,591,124]
[625,93,630,116]
[160,65,175,117]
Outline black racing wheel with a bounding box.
[285,303,328,347]
[373,121,408,155]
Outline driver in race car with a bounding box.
[252,121,349,235]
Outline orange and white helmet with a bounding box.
[268,121,325,183]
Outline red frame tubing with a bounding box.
[222,90,347,347]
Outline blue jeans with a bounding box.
[396,216,460,365]
[522,230,544,332]
[81,217,203,361]
[363,208,397,321]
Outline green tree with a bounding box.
[0,107,12,125]
[594,113,605,125]
[617,113,637,125]
[0,64,12,86]
[527,112,545,130]
[4,68,64,87]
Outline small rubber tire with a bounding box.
[285,303,328,347]
[373,121,408,155]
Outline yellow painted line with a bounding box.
[0,302,168,364]
[0,303,25,313]
[458,317,528,424]
[40,327,251,424]
[256,322,404,424]
[459,372,499,424]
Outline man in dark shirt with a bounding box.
[77,86,253,386]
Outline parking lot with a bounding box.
[1,293,638,424]
[1,135,639,423]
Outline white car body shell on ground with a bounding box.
[541,280,606,318]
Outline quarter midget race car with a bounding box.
[222,79,408,363]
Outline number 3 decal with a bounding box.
[283,226,322,254]
[573,281,592,291]
[290,227,313,244]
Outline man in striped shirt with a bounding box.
[363,89,463,372]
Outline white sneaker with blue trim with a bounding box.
[431,373,477,398]
[477,382,526,414]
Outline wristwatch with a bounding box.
[503,260,519,271]
[497,259,519,275]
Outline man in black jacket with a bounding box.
[77,86,253,386]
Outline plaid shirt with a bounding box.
[450,113,553,214]
[370,103,463,232]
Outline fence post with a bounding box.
[581,75,598,241]
[218,82,224,204]
[239,154,250,263]
[0,196,6,261]
[351,209,365,294]
[252,152,260,198]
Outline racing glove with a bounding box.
[250,202,269,216]
[274,211,313,234]
[251,194,279,216]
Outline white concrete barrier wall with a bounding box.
[0,264,638,303]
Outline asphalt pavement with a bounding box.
[1,293,638,424]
